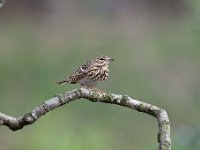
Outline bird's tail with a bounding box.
[57,79,69,85]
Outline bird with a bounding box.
[57,55,114,88]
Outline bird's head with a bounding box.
[95,55,115,67]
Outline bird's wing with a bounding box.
[67,61,92,83]
[57,59,97,85]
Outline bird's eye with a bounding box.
[99,58,104,61]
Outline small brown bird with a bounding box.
[57,55,114,88]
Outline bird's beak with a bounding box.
[109,58,115,62]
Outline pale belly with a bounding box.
[78,77,97,88]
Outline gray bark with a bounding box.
[0,87,171,150]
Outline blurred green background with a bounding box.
[0,0,200,150]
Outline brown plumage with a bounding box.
[57,55,114,88]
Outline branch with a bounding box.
[0,88,171,150]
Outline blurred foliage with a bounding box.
[0,0,5,8]
[0,0,200,150]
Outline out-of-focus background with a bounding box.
[0,0,199,150]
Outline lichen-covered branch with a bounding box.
[0,88,171,150]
